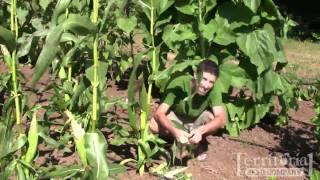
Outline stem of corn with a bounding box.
[91,0,99,132]
[10,0,21,125]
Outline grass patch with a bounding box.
[283,39,320,82]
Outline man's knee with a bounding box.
[149,117,159,134]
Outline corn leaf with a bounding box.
[0,131,27,160]
[0,26,16,52]
[108,163,126,176]
[31,25,64,87]
[84,131,109,179]
[38,165,83,178]
[52,0,72,24]
[63,14,97,35]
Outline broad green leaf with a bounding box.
[243,0,261,13]
[151,59,200,92]
[31,18,45,31]
[52,0,72,24]
[204,0,217,16]
[155,15,172,29]
[0,26,16,52]
[219,63,248,88]
[32,25,63,87]
[150,59,199,82]
[84,131,109,179]
[16,6,28,25]
[17,34,33,58]
[274,38,287,71]
[116,16,137,34]
[215,69,231,93]
[243,106,255,128]
[217,1,256,29]
[226,102,245,119]
[200,18,236,46]
[162,24,197,51]
[236,24,276,74]
[85,61,108,87]
[260,0,283,21]
[255,103,270,123]
[175,0,197,16]
[311,169,320,180]
[39,0,51,11]
[120,58,130,73]
[63,14,97,35]
[153,0,174,17]
[262,69,285,94]
[226,120,240,137]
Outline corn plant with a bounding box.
[0,0,298,178]
[0,1,41,178]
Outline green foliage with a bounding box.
[311,169,320,180]
[0,26,16,52]
[0,0,298,177]
[84,131,109,179]
[311,88,320,139]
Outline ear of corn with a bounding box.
[24,112,38,164]
[66,110,88,166]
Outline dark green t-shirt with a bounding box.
[162,74,222,120]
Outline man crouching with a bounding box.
[149,59,227,160]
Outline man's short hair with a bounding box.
[197,59,219,77]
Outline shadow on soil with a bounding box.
[228,113,320,172]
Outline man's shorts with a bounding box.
[167,110,213,132]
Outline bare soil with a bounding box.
[1,62,318,180]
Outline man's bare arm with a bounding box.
[194,106,227,136]
[154,103,190,143]
[154,103,177,135]
[205,105,226,134]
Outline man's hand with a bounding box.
[188,128,203,144]
[173,129,190,144]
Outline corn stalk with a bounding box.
[10,0,21,126]
[138,0,157,176]
[91,0,99,131]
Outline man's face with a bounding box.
[196,72,217,96]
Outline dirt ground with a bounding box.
[1,62,319,180]
[109,83,318,180]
